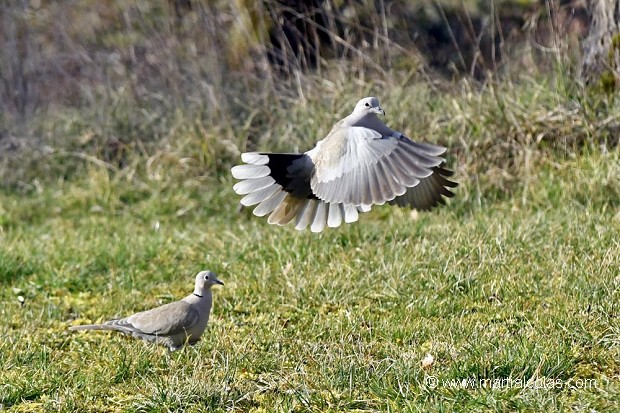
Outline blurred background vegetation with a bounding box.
[4,3,620,411]
[0,0,616,197]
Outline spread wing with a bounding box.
[388,165,457,210]
[310,125,452,206]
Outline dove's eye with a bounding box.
[365,102,370,107]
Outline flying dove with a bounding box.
[69,271,224,351]
[231,97,457,232]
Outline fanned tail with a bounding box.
[232,152,372,232]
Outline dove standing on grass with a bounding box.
[69,271,224,351]
[231,97,457,232]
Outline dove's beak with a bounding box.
[372,106,385,116]
[215,279,224,286]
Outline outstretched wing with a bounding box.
[310,125,453,207]
[388,165,457,210]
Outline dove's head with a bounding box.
[352,97,385,116]
[194,270,224,294]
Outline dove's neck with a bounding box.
[348,113,392,136]
[186,288,212,307]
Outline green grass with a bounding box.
[1,149,619,412]
[2,1,619,410]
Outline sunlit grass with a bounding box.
[1,149,619,411]
[1,0,619,410]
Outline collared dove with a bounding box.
[69,270,224,351]
[231,97,457,232]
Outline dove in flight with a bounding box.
[231,97,457,232]
[69,271,224,351]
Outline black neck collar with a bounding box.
[193,293,203,298]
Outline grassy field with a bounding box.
[2,1,620,411]
[1,141,620,411]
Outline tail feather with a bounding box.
[231,164,270,180]
[232,152,376,231]
[343,204,359,223]
[69,323,117,331]
[254,189,287,217]
[241,153,269,165]
[240,184,280,206]
[268,195,307,225]
[327,203,343,228]
[310,202,327,233]
[233,176,275,195]
[295,199,318,230]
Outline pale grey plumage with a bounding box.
[231,97,457,232]
[69,271,224,351]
